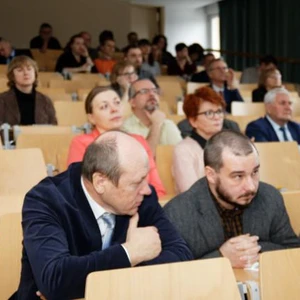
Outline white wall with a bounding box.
[163,5,208,56]
[0,0,131,49]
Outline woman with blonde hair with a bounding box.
[0,55,57,125]
[67,86,166,197]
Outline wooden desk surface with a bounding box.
[234,268,259,282]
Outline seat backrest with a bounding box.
[37,72,64,87]
[156,145,176,195]
[31,49,63,72]
[54,101,87,126]
[186,82,208,94]
[239,83,257,91]
[260,248,300,300]
[0,64,8,74]
[49,79,97,93]
[281,190,300,235]
[37,87,72,101]
[225,115,261,133]
[0,213,23,299]
[16,132,76,169]
[0,148,47,196]
[0,195,25,216]
[231,101,265,116]
[85,258,241,300]
[255,141,300,190]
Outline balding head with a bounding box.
[82,131,148,186]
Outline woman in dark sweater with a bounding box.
[0,55,57,125]
[252,68,282,102]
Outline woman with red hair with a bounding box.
[172,87,226,193]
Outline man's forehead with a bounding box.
[133,80,154,90]
[129,49,141,55]
[275,93,290,102]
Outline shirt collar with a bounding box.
[81,176,106,221]
[266,115,288,130]
[190,130,207,149]
[212,84,224,93]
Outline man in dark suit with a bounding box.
[206,58,243,113]
[246,87,300,144]
[164,130,300,269]
[0,38,32,64]
[190,53,215,83]
[16,131,193,300]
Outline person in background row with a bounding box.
[207,58,243,113]
[30,23,61,52]
[123,79,182,156]
[122,32,139,51]
[172,87,227,193]
[0,56,57,126]
[167,43,196,78]
[188,43,204,66]
[94,37,116,75]
[138,39,161,77]
[165,130,300,269]
[240,54,278,84]
[152,34,174,65]
[246,87,300,144]
[252,68,282,102]
[190,53,215,83]
[80,31,98,60]
[55,34,94,74]
[0,38,32,65]
[67,86,166,197]
[15,130,191,299]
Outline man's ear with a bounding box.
[92,172,106,194]
[205,166,217,185]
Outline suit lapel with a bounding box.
[6,89,20,124]
[264,117,280,141]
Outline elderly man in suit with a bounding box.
[164,130,300,269]
[245,87,300,144]
[15,131,192,300]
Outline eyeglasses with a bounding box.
[119,71,137,77]
[133,88,160,97]
[196,109,225,119]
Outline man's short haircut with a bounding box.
[123,45,140,56]
[99,30,114,46]
[128,79,155,99]
[175,43,187,52]
[82,133,122,186]
[259,54,278,66]
[40,23,52,31]
[204,130,256,172]
[7,56,39,88]
[128,32,137,39]
[264,87,290,104]
[138,39,150,47]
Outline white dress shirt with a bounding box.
[266,115,293,142]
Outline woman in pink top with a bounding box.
[68,86,166,197]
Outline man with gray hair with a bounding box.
[123,79,182,155]
[245,87,300,143]
[15,131,192,299]
[164,130,300,268]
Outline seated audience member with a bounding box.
[191,53,215,83]
[252,68,282,102]
[80,31,98,60]
[122,32,139,51]
[188,43,204,66]
[110,61,138,101]
[99,30,120,51]
[138,39,161,77]
[246,87,300,144]
[165,130,300,268]
[67,86,166,197]
[123,45,157,86]
[0,56,57,126]
[0,38,32,64]
[15,131,192,299]
[167,43,196,78]
[30,23,61,52]
[152,34,174,65]
[173,87,228,193]
[123,79,182,155]
[240,54,278,84]
[207,58,243,113]
[94,38,116,75]
[55,34,94,74]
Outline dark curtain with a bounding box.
[219,0,300,82]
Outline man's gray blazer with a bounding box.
[164,178,300,259]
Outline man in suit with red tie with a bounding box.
[15,131,192,300]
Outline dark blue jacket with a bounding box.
[246,116,300,144]
[16,163,193,300]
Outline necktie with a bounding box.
[279,127,289,141]
[101,213,115,250]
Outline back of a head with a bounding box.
[264,87,290,104]
[99,30,114,46]
[204,130,256,172]
[259,54,278,66]
[138,39,150,47]
[40,23,52,31]
[175,43,187,53]
[123,44,139,56]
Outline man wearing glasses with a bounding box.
[207,58,244,113]
[123,79,182,155]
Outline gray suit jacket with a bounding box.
[164,178,300,259]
